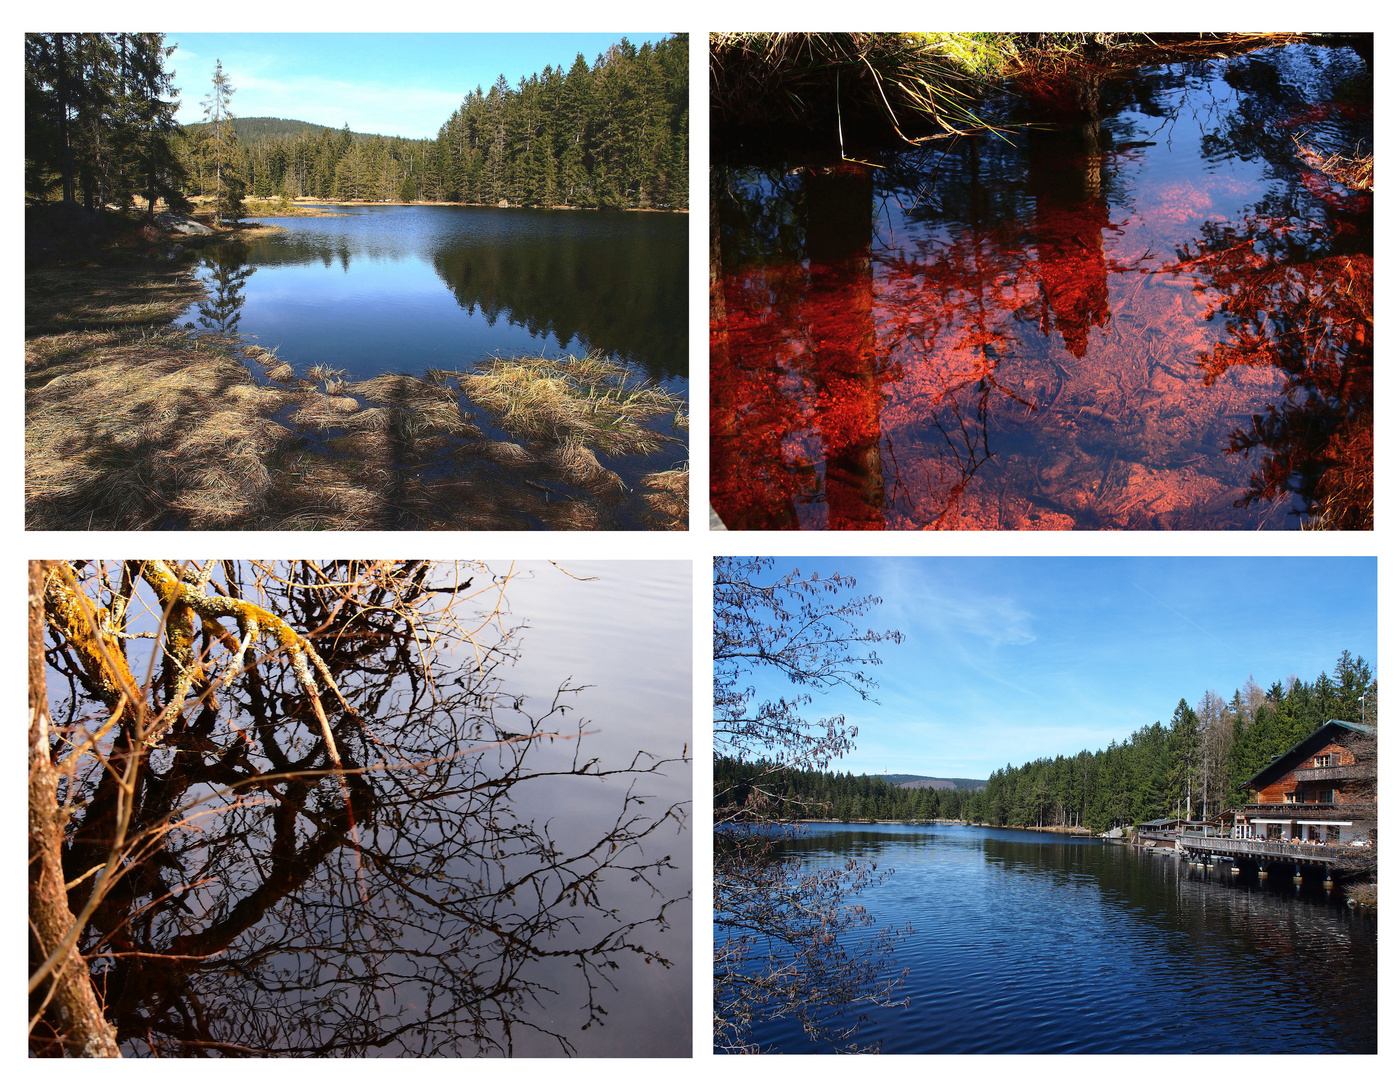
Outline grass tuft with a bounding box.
[460,353,685,456]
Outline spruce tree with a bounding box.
[201,59,244,223]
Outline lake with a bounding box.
[182,205,688,529]
[712,41,1372,529]
[52,561,691,1057]
[187,204,687,384]
[729,824,1376,1053]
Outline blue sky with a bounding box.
[166,34,673,140]
[729,557,1377,782]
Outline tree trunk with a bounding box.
[28,561,122,1058]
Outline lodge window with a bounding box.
[1327,826,1341,844]
[1283,792,1296,803]
[1267,824,1283,840]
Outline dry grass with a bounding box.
[460,353,685,455]
[711,32,989,141]
[26,266,203,336]
[641,465,689,530]
[287,393,362,429]
[1292,136,1373,192]
[27,328,295,529]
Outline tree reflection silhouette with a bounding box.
[1020,72,1113,359]
[35,561,687,1057]
[192,248,253,336]
[1183,215,1372,527]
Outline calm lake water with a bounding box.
[186,204,688,384]
[58,561,691,1057]
[712,42,1372,529]
[736,824,1376,1053]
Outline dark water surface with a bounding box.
[712,42,1372,529]
[740,824,1376,1053]
[57,562,691,1057]
[186,204,688,384]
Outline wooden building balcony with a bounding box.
[1243,800,1376,820]
[1291,763,1374,783]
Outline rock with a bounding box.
[496,199,509,208]
[155,212,213,236]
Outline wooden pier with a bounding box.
[1177,835,1344,868]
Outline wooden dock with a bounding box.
[1177,835,1343,867]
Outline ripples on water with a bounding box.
[744,824,1375,1053]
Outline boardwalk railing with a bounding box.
[1177,835,1343,863]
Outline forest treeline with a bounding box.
[26,33,688,216]
[717,651,1376,833]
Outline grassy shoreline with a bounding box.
[25,217,687,531]
[710,32,1319,145]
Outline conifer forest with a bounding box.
[26,33,689,212]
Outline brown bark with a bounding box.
[28,560,123,1058]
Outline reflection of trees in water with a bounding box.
[711,44,1371,530]
[428,225,687,382]
[193,247,253,335]
[1181,213,1371,527]
[1178,45,1373,526]
[1018,72,1113,359]
[711,165,895,529]
[209,214,688,381]
[33,561,688,1057]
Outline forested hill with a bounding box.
[182,117,405,143]
[884,774,985,790]
[716,650,1376,833]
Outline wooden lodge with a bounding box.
[1224,719,1376,847]
[1130,721,1375,880]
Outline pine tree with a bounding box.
[201,59,244,223]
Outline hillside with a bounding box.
[878,774,987,791]
[181,117,419,144]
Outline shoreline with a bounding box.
[215,196,688,216]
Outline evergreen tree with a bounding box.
[201,59,244,223]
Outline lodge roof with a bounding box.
[1242,719,1375,792]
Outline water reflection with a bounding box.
[191,248,253,336]
[40,561,690,1057]
[186,206,687,383]
[173,221,687,530]
[750,825,1375,1053]
[711,41,1371,530]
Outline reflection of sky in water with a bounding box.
[253,256,589,375]
[182,205,688,384]
[452,560,692,1056]
[187,218,587,380]
[713,43,1371,530]
[745,824,1375,1053]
